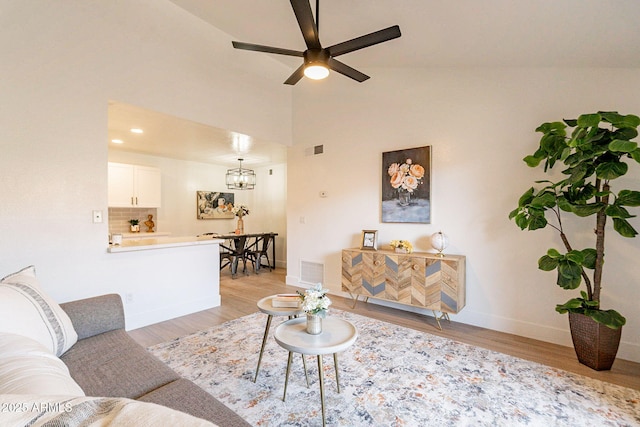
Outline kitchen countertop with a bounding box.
[121,231,171,239]
[108,235,223,253]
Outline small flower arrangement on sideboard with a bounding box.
[390,240,413,253]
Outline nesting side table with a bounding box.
[254,295,306,383]
[274,317,357,427]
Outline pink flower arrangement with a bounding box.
[388,158,425,192]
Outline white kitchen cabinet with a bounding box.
[108,162,161,207]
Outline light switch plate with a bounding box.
[92,210,103,223]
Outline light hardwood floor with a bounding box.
[129,268,640,391]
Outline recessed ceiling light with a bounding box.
[111,139,124,144]
[130,128,143,134]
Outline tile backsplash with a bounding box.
[109,208,158,234]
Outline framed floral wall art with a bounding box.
[381,146,431,223]
[196,191,235,219]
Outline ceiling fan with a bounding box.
[232,0,401,85]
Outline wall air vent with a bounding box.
[300,260,324,285]
[304,145,324,156]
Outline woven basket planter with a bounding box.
[568,312,622,371]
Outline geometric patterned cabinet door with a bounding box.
[342,249,466,315]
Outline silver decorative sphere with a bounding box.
[430,231,449,256]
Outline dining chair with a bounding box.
[246,233,275,274]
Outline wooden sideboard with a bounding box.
[341,249,466,327]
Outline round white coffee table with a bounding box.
[274,316,357,427]
[254,295,306,383]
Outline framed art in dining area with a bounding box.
[381,145,431,224]
[196,191,235,219]
[360,230,378,250]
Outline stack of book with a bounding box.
[271,294,300,308]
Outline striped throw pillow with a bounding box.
[0,266,78,356]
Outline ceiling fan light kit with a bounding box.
[303,49,330,80]
[232,0,401,85]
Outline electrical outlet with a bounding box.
[92,210,103,223]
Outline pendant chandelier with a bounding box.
[226,158,256,190]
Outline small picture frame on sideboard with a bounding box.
[360,230,378,250]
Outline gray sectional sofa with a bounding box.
[59,293,250,427]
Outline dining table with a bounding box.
[201,232,277,277]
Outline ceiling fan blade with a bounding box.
[290,0,321,50]
[284,64,306,85]
[327,58,369,82]
[327,25,401,57]
[232,41,304,57]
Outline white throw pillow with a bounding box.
[0,333,85,396]
[0,265,78,356]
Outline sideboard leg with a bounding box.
[432,310,451,330]
[348,293,359,309]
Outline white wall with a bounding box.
[0,1,292,325]
[3,1,639,363]
[287,68,640,362]
[108,150,288,266]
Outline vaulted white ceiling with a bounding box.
[110,1,640,166]
[171,0,640,69]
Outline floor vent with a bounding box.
[300,260,324,285]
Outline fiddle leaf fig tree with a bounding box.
[509,111,640,329]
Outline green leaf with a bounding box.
[580,248,597,269]
[613,218,638,237]
[555,298,584,313]
[546,248,563,258]
[514,213,529,230]
[599,111,624,126]
[518,187,535,207]
[565,250,585,265]
[631,149,640,164]
[616,190,640,207]
[621,114,640,128]
[570,203,604,217]
[557,196,573,212]
[531,191,556,208]
[567,163,589,183]
[538,255,559,271]
[596,161,628,180]
[564,152,581,166]
[508,207,519,220]
[560,147,572,162]
[590,309,627,329]
[577,113,601,128]
[612,127,638,141]
[536,121,566,134]
[605,204,633,219]
[556,270,582,289]
[528,215,548,230]
[609,139,638,153]
[558,260,582,279]
[523,155,543,167]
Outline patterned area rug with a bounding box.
[148,310,640,426]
